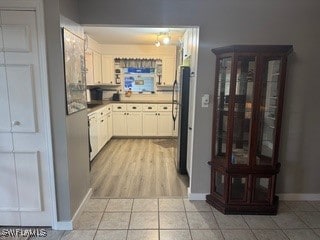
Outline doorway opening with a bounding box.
[84,25,199,198]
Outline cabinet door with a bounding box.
[85,50,94,85]
[162,57,176,86]
[183,29,190,59]
[102,55,114,84]
[107,113,113,142]
[89,116,99,160]
[142,112,158,136]
[99,115,108,148]
[157,112,173,136]
[93,51,102,84]
[127,112,142,136]
[113,112,127,136]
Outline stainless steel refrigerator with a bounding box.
[172,66,190,175]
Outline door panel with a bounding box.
[0,26,3,49]
[6,65,37,132]
[0,133,13,152]
[0,153,19,211]
[0,66,11,131]
[0,10,52,226]
[15,152,41,211]
[2,25,30,52]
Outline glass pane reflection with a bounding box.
[231,57,256,165]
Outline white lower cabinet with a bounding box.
[112,104,143,136]
[98,114,108,149]
[89,105,113,160]
[157,112,173,136]
[142,104,174,136]
[89,114,99,161]
[127,112,142,136]
[142,112,158,136]
[107,112,113,142]
[113,111,127,136]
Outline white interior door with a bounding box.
[0,10,52,226]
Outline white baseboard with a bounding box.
[187,188,320,201]
[53,188,92,230]
[71,188,93,227]
[54,221,73,230]
[278,193,320,201]
[187,187,208,200]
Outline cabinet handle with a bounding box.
[133,107,137,109]
[124,113,126,115]
[101,120,104,122]
[148,107,152,109]
[163,107,168,109]
[158,113,160,115]
[155,113,157,115]
[118,107,122,109]
[12,120,21,126]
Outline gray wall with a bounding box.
[44,0,89,221]
[44,0,71,221]
[59,0,79,23]
[78,0,320,194]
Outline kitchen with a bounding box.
[83,26,199,198]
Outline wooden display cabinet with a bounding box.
[206,45,293,214]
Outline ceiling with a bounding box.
[83,26,186,45]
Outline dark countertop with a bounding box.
[87,99,172,115]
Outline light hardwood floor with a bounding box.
[90,138,189,198]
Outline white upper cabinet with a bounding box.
[183,29,192,60]
[162,57,176,86]
[102,55,114,84]
[93,51,102,84]
[85,49,94,85]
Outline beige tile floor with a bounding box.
[3,199,320,240]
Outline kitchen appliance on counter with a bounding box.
[87,87,103,108]
[112,91,120,101]
[172,66,190,175]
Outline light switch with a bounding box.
[202,94,210,107]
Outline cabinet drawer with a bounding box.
[143,104,157,112]
[99,106,108,116]
[158,104,172,112]
[113,104,127,111]
[127,104,142,112]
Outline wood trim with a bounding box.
[212,45,293,55]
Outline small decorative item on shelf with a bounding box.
[125,88,132,97]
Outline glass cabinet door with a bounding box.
[256,59,281,166]
[215,58,231,159]
[231,56,256,165]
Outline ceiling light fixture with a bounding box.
[162,31,171,45]
[154,34,161,47]
[154,31,171,47]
